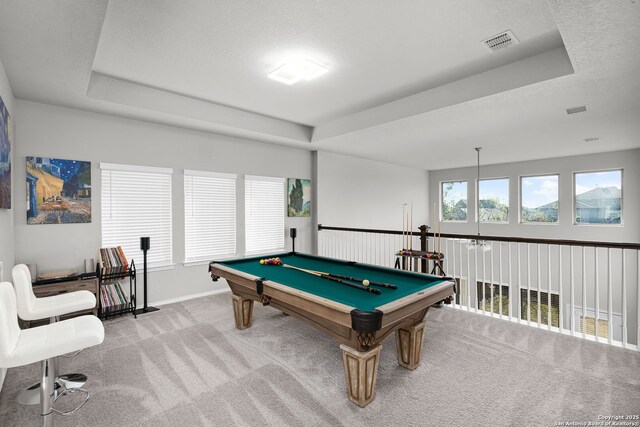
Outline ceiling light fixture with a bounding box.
[467,147,491,252]
[268,58,328,85]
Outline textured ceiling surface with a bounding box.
[0,0,638,169]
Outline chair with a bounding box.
[12,264,97,405]
[0,282,104,427]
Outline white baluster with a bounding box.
[570,247,575,335]
[547,244,551,329]
[499,242,503,317]
[622,250,627,348]
[559,245,563,334]
[582,247,587,339]
[537,244,541,325]
[607,248,612,344]
[526,244,531,326]
[595,247,600,341]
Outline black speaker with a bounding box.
[140,237,150,251]
[135,236,159,315]
[289,228,297,239]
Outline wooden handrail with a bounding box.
[317,224,640,250]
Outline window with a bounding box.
[520,289,559,327]
[441,181,467,221]
[520,175,559,223]
[574,169,622,225]
[569,307,623,341]
[101,163,173,269]
[245,175,285,255]
[477,282,510,316]
[184,170,236,263]
[478,178,509,223]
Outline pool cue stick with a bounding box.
[438,211,442,254]
[290,267,397,289]
[328,274,397,289]
[405,208,410,270]
[404,204,408,249]
[283,264,382,295]
[410,203,413,250]
[400,205,404,269]
[433,203,437,253]
[401,204,404,250]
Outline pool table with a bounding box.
[209,252,455,407]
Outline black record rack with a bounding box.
[97,259,137,320]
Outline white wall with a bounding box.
[14,100,314,305]
[316,151,430,231]
[429,149,640,243]
[0,56,14,392]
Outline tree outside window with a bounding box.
[478,178,509,223]
[520,175,559,223]
[441,181,467,221]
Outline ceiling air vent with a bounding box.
[566,106,587,115]
[482,30,519,52]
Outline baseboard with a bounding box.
[0,368,6,393]
[151,288,230,307]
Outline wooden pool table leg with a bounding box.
[231,294,254,329]
[395,321,426,370]
[340,344,382,408]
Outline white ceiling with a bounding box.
[0,0,638,170]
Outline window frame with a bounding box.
[518,173,560,225]
[572,168,623,227]
[475,176,510,224]
[439,180,468,223]
[183,169,237,265]
[100,162,174,271]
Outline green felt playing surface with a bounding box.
[217,253,448,312]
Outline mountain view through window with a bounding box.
[520,175,559,223]
[575,170,622,224]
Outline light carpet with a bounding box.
[1,292,639,426]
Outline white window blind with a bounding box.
[184,170,237,262]
[245,175,285,255]
[101,163,173,269]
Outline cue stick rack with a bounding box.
[394,250,446,276]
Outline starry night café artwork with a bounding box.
[26,157,91,224]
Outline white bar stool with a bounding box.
[0,282,104,427]
[12,264,97,405]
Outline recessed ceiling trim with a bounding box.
[86,71,313,143]
[312,47,575,142]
